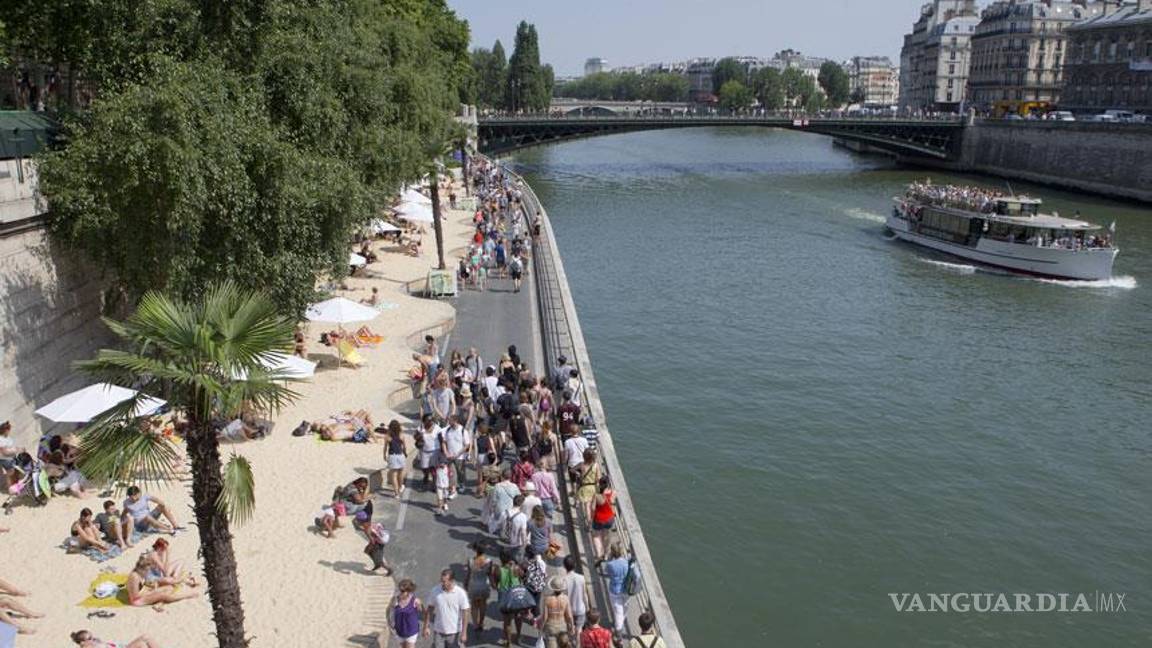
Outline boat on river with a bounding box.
[888,183,1118,280]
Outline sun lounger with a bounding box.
[337,340,364,367]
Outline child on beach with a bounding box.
[364,520,392,575]
[434,458,451,516]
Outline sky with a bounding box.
[446,0,923,77]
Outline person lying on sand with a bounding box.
[125,554,200,609]
[0,576,43,635]
[71,629,162,648]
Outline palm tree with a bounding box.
[76,281,300,648]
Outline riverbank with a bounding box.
[0,177,475,646]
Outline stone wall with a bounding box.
[0,161,117,448]
[950,121,1152,203]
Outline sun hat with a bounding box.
[548,575,566,593]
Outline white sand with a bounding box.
[0,179,477,646]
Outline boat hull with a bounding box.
[886,213,1118,281]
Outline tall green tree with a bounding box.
[506,20,547,112]
[799,76,825,112]
[642,72,689,102]
[471,40,507,108]
[782,67,806,106]
[818,61,850,107]
[718,80,753,113]
[712,57,747,94]
[78,282,300,648]
[752,67,785,110]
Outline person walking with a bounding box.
[575,448,600,522]
[601,543,630,636]
[464,541,495,633]
[500,495,529,563]
[579,610,614,648]
[442,413,469,496]
[493,550,531,646]
[509,254,524,293]
[424,569,469,647]
[389,580,422,648]
[591,477,616,561]
[563,555,588,636]
[417,414,441,488]
[627,612,667,648]
[541,576,575,648]
[385,420,407,499]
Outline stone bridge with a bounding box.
[478,114,967,160]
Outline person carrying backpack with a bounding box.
[601,543,631,635]
[494,550,533,646]
[627,612,666,648]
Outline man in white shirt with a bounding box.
[563,555,588,633]
[441,414,469,497]
[424,568,469,647]
[500,494,529,562]
[482,366,500,402]
[564,425,590,481]
[520,481,542,517]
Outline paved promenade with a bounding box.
[371,263,559,647]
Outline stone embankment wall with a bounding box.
[933,121,1152,203]
[1,160,116,447]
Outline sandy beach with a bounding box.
[0,177,476,647]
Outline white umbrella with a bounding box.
[349,252,367,267]
[370,219,401,234]
[402,188,432,205]
[396,202,435,224]
[35,383,167,423]
[305,297,380,324]
[234,352,317,381]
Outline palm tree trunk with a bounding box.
[186,421,249,648]
[429,170,447,271]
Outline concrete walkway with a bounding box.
[373,263,557,647]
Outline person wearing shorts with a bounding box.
[123,486,180,534]
[390,578,423,647]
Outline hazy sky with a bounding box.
[447,0,921,77]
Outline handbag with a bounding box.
[499,584,536,613]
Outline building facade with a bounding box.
[845,56,901,106]
[900,0,981,111]
[968,0,1102,114]
[1062,0,1152,112]
[583,58,608,76]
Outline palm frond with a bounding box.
[218,454,256,526]
[77,403,181,488]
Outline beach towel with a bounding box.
[375,302,399,311]
[78,573,131,608]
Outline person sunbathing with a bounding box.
[218,418,263,442]
[71,629,162,648]
[0,576,43,635]
[143,538,195,587]
[122,486,181,535]
[66,508,109,553]
[125,554,199,608]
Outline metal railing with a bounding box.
[495,161,686,647]
[481,112,965,125]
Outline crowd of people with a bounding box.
[905,181,1006,214]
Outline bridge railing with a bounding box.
[480,112,965,124]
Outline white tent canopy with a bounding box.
[395,201,435,223]
[305,297,380,324]
[349,252,367,267]
[35,383,167,423]
[369,219,401,234]
[401,188,432,205]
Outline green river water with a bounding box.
[510,127,1151,647]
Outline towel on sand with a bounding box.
[78,573,130,608]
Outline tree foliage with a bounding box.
[818,61,850,107]
[752,67,785,110]
[17,0,472,316]
[506,21,548,112]
[555,71,689,102]
[718,80,754,113]
[712,57,748,94]
[471,40,507,108]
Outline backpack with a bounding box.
[523,559,547,594]
[501,510,524,544]
[624,558,641,596]
[497,392,517,420]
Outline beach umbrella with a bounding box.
[305,297,380,324]
[233,352,317,381]
[349,252,367,267]
[369,219,401,234]
[402,188,432,205]
[395,201,435,223]
[34,383,167,423]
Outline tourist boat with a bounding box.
[888,183,1118,280]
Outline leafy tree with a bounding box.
[475,40,508,108]
[642,72,689,102]
[613,72,642,101]
[782,67,807,105]
[718,80,754,113]
[78,282,299,648]
[540,63,555,110]
[506,20,547,112]
[712,57,747,94]
[800,76,825,112]
[818,61,850,107]
[752,67,785,110]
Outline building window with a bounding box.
[947,78,954,88]
[1108,41,1117,62]
[950,51,957,61]
[949,64,956,74]
[947,91,954,102]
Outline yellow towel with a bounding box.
[78,573,130,608]
[337,340,364,366]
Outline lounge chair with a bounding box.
[337,340,364,367]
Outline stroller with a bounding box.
[2,452,51,514]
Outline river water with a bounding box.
[509,128,1152,647]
